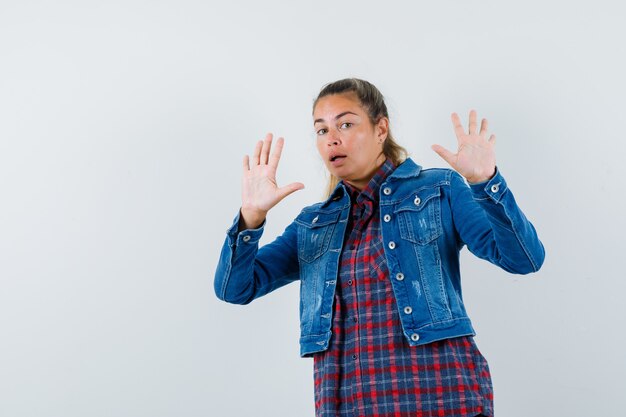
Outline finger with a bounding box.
[468,109,477,135]
[431,144,456,167]
[451,112,465,140]
[269,137,285,168]
[252,140,263,165]
[479,118,488,138]
[260,133,273,165]
[277,182,305,201]
[243,155,250,171]
[488,134,496,144]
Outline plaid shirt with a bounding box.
[313,159,494,417]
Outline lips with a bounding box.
[329,152,346,162]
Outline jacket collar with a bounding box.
[386,157,422,181]
[343,158,396,204]
[321,157,422,207]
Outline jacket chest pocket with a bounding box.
[394,187,443,245]
[295,211,340,263]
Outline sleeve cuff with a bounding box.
[468,167,508,203]
[226,210,266,246]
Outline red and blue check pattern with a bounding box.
[313,159,494,417]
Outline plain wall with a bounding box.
[1,1,624,416]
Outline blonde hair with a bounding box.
[313,78,408,198]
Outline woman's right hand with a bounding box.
[239,133,304,230]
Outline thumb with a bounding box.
[431,144,456,168]
[276,182,305,201]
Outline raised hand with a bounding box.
[431,110,496,184]
[239,133,304,230]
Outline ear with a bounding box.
[376,117,389,143]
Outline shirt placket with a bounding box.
[341,196,373,416]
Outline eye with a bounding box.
[340,122,352,129]
[316,128,327,135]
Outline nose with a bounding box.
[326,128,340,146]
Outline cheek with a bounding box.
[359,139,379,161]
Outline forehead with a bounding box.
[313,93,365,119]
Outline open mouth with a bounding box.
[330,154,346,162]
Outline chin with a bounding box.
[329,168,348,179]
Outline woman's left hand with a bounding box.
[431,109,496,184]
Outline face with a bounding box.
[313,93,389,191]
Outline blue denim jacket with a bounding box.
[214,158,545,357]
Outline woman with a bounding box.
[214,78,545,417]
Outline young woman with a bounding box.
[214,78,545,417]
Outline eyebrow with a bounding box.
[314,111,359,125]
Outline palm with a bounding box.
[241,133,304,214]
[432,110,496,184]
[242,158,282,212]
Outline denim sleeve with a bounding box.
[213,210,300,304]
[450,168,545,274]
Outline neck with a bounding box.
[344,153,387,191]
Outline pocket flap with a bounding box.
[295,210,341,228]
[394,186,441,213]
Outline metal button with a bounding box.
[383,214,391,222]
[312,215,319,224]
[383,187,392,195]
[388,241,396,249]
[395,272,404,281]
[410,333,420,341]
[404,306,412,314]
[414,196,421,206]
[242,235,251,242]
[491,184,500,193]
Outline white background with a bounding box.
[1,1,624,416]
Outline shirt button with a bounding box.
[383,214,391,222]
[388,241,396,250]
[383,187,392,195]
[242,235,251,242]
[348,280,353,286]
[353,317,358,323]
[395,272,404,281]
[352,354,357,360]
[403,306,412,314]
[312,215,319,224]
[410,333,420,341]
[414,196,421,206]
[491,184,500,193]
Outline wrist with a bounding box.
[239,207,267,230]
[467,167,496,185]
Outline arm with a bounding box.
[214,133,304,304]
[214,210,300,304]
[450,169,545,274]
[433,110,545,274]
